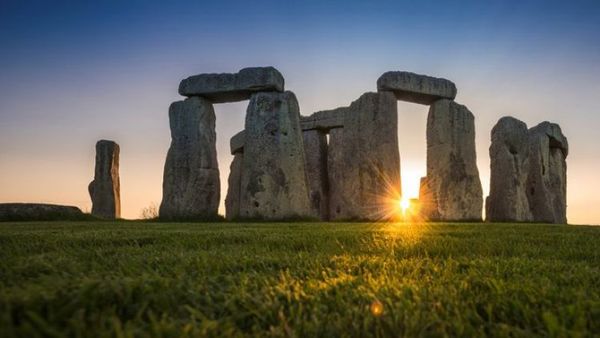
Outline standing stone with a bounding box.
[328,92,401,220]
[420,99,482,221]
[303,129,329,219]
[225,153,243,220]
[526,122,568,223]
[89,140,120,219]
[178,67,284,103]
[159,97,220,219]
[377,71,457,105]
[238,91,312,219]
[486,117,532,222]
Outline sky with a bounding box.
[0,0,599,224]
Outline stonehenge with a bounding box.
[226,71,484,221]
[89,140,121,219]
[487,117,568,223]
[156,65,568,223]
[163,66,313,220]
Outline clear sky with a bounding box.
[1,0,599,224]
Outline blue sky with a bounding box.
[1,0,599,223]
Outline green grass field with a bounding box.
[1,222,599,337]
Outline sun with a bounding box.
[399,197,410,214]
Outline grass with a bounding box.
[0,222,599,337]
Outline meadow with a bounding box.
[0,221,599,337]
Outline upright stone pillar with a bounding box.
[225,153,243,220]
[159,97,220,219]
[420,99,483,221]
[486,117,532,222]
[303,129,329,220]
[239,91,312,219]
[527,122,568,223]
[328,92,401,220]
[89,140,120,219]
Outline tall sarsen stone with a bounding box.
[303,129,329,219]
[327,92,401,220]
[526,122,568,223]
[160,97,220,219]
[486,117,532,222]
[238,91,312,219]
[420,99,483,221]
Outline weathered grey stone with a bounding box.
[0,203,85,221]
[526,122,568,224]
[303,129,329,219]
[300,108,345,131]
[159,97,220,219]
[178,67,284,103]
[486,117,532,222]
[226,109,346,155]
[230,130,245,155]
[328,92,401,220]
[420,99,482,221]
[225,153,243,220]
[377,71,457,105]
[88,140,120,219]
[238,91,312,219]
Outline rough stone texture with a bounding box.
[230,130,245,155]
[486,117,532,222]
[238,91,312,219]
[160,97,220,219]
[227,109,346,155]
[303,129,329,219]
[225,153,243,220]
[88,140,120,219]
[0,203,85,221]
[179,67,284,103]
[328,92,401,220]
[300,108,345,131]
[420,99,483,221]
[377,71,457,105]
[526,122,568,224]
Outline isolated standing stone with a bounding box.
[526,122,568,223]
[160,97,220,219]
[225,153,243,220]
[89,140,120,219]
[328,92,401,220]
[420,99,483,221]
[377,71,457,105]
[238,91,312,219]
[486,117,532,222]
[303,129,329,219]
[178,67,284,103]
